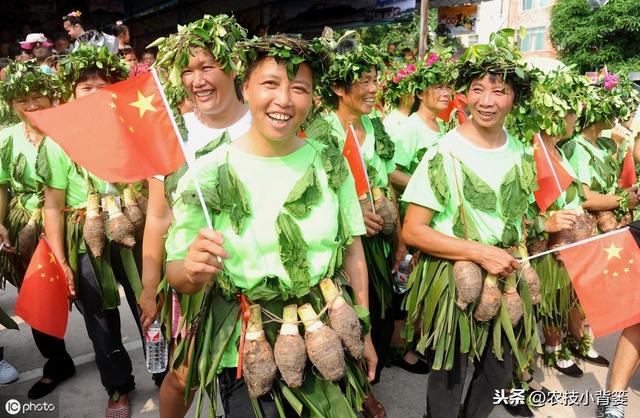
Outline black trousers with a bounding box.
[31,328,74,378]
[369,280,394,382]
[73,245,142,396]
[426,334,513,418]
[219,368,297,418]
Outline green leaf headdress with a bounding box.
[508,69,590,141]
[316,28,386,109]
[55,45,129,100]
[236,34,331,83]
[148,14,247,104]
[455,28,532,103]
[0,60,60,125]
[579,74,640,129]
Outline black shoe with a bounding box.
[570,346,610,367]
[503,402,534,417]
[28,364,75,399]
[553,362,583,377]
[391,355,430,374]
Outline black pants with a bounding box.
[219,368,297,418]
[369,278,394,383]
[426,334,513,418]
[31,328,74,378]
[73,246,142,396]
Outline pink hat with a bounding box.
[19,33,53,50]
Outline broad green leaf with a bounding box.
[428,152,449,206]
[284,165,321,218]
[452,205,481,241]
[461,161,497,212]
[276,212,311,297]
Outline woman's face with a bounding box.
[419,85,452,112]
[181,47,237,118]
[120,28,130,45]
[74,75,110,99]
[63,21,83,39]
[11,92,53,120]
[561,112,577,140]
[465,75,515,130]
[243,57,313,142]
[335,67,378,115]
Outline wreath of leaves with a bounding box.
[236,34,331,83]
[508,69,590,142]
[455,28,532,101]
[148,14,247,96]
[578,78,639,129]
[0,60,61,104]
[55,45,129,100]
[315,29,386,108]
[382,61,418,106]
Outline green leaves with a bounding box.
[452,206,481,241]
[217,162,251,234]
[0,60,60,103]
[370,117,395,161]
[461,161,497,212]
[276,212,311,298]
[320,142,350,193]
[195,132,231,159]
[500,166,526,220]
[284,165,321,218]
[428,152,449,206]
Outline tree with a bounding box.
[550,0,640,74]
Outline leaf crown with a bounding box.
[455,28,532,102]
[0,60,61,104]
[579,76,639,129]
[55,45,129,100]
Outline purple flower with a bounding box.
[426,53,440,66]
[603,73,619,91]
[406,63,417,73]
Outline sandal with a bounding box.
[363,394,387,418]
[105,394,130,418]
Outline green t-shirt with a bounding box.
[165,139,365,368]
[382,108,409,134]
[564,134,616,194]
[36,138,106,208]
[402,128,531,246]
[391,113,446,173]
[0,123,40,212]
[324,112,395,189]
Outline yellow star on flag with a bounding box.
[129,91,156,118]
[49,252,56,263]
[613,271,619,277]
[629,258,635,264]
[109,102,116,109]
[37,264,42,270]
[40,273,45,278]
[624,267,630,273]
[604,243,623,260]
[111,93,117,99]
[129,126,135,133]
[604,269,609,275]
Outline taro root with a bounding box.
[320,278,364,359]
[453,261,483,310]
[105,195,136,248]
[83,194,106,257]
[548,210,596,248]
[473,274,501,322]
[298,303,345,381]
[502,275,523,326]
[372,187,398,236]
[242,305,277,398]
[521,262,541,305]
[595,211,617,232]
[17,208,41,259]
[617,213,632,229]
[123,186,145,239]
[527,238,548,256]
[273,304,306,388]
[135,191,148,215]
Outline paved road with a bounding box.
[1,286,639,417]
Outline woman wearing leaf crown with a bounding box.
[140,15,252,417]
[0,60,76,397]
[381,60,416,133]
[36,45,142,418]
[401,30,538,418]
[163,34,377,418]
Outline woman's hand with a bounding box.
[184,228,228,286]
[626,187,639,210]
[61,261,76,299]
[543,209,577,233]
[363,211,384,237]
[363,333,378,382]
[139,287,163,334]
[0,224,15,253]
[473,243,519,277]
[392,242,409,274]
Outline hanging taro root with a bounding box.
[521,261,541,305]
[372,187,398,236]
[134,186,148,215]
[473,274,501,322]
[123,186,145,239]
[547,209,596,249]
[297,303,345,381]
[83,193,106,257]
[320,279,364,359]
[17,208,41,260]
[453,260,483,310]
[502,274,524,326]
[105,195,136,248]
[594,210,617,232]
[617,212,632,229]
[242,304,277,398]
[273,304,306,388]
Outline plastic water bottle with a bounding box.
[145,319,168,373]
[394,254,413,294]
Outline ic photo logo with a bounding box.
[5,398,20,415]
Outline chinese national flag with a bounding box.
[533,134,574,212]
[619,147,637,188]
[25,72,185,183]
[438,94,467,124]
[342,124,370,198]
[559,229,640,337]
[14,238,69,339]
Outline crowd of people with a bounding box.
[0,9,639,418]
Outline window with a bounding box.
[523,0,550,10]
[520,27,546,52]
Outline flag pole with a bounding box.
[150,69,220,261]
[537,132,567,207]
[348,124,375,214]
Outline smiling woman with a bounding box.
[163,35,376,418]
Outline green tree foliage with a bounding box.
[550,0,640,74]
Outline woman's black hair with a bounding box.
[63,14,83,28]
[108,22,129,38]
[74,67,114,89]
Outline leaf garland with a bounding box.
[0,60,61,104]
[500,166,525,220]
[460,161,497,212]
[275,212,311,298]
[217,162,251,234]
[320,143,349,193]
[0,135,13,177]
[370,117,395,161]
[283,165,321,218]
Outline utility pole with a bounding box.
[418,0,429,59]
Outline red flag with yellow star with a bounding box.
[533,133,574,212]
[14,238,69,339]
[343,124,370,198]
[559,228,640,337]
[25,72,185,183]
